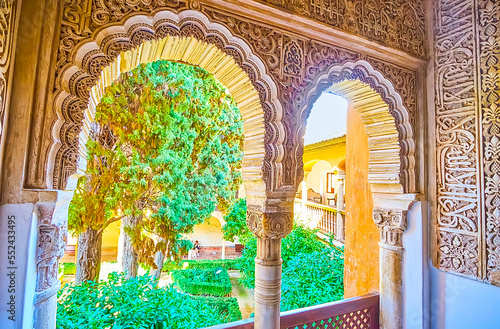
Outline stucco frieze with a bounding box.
[42,0,418,197]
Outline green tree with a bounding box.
[222,198,252,244]
[69,60,244,282]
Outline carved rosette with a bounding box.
[247,210,293,240]
[373,209,408,251]
[35,203,67,305]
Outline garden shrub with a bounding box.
[171,268,232,297]
[191,296,242,322]
[162,259,238,272]
[57,272,230,329]
[237,222,345,311]
[280,249,344,312]
[237,224,328,289]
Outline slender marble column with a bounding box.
[336,177,345,240]
[254,237,282,329]
[33,201,68,329]
[373,209,407,329]
[247,210,293,329]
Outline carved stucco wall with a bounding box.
[434,0,500,286]
[254,0,427,58]
[24,0,419,197]
[0,0,18,162]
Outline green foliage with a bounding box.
[57,273,230,329]
[191,296,242,322]
[69,60,244,268]
[171,268,232,297]
[58,263,77,276]
[237,223,327,289]
[222,198,252,243]
[280,249,344,312]
[237,222,344,311]
[162,259,238,272]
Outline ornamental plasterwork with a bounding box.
[434,0,500,286]
[33,0,419,197]
[373,209,407,249]
[254,0,427,59]
[0,0,17,146]
[247,210,294,239]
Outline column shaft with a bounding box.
[379,246,403,329]
[254,237,282,329]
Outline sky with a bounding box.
[303,92,348,145]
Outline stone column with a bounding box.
[33,176,77,329]
[336,175,345,241]
[247,210,293,329]
[221,239,226,260]
[301,178,307,221]
[33,203,68,329]
[373,209,407,329]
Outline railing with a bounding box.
[203,293,379,329]
[294,198,345,242]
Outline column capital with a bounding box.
[373,208,407,251]
[247,210,293,239]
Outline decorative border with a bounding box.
[253,0,428,59]
[0,0,17,154]
[434,0,500,286]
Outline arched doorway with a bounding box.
[40,10,292,329]
[296,60,418,329]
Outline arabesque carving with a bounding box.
[0,0,17,146]
[373,209,407,249]
[434,0,500,286]
[247,210,293,239]
[478,0,500,286]
[40,0,416,195]
[254,0,427,58]
[32,1,417,204]
[35,204,67,303]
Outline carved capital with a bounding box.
[247,211,293,240]
[373,209,407,250]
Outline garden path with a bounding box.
[228,270,254,319]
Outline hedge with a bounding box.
[171,268,232,297]
[57,273,231,329]
[191,296,242,322]
[163,259,238,272]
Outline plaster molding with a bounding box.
[433,0,500,286]
[247,210,293,240]
[27,0,419,200]
[373,209,408,251]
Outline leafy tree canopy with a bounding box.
[222,198,251,244]
[69,60,244,267]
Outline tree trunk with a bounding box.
[75,227,103,284]
[151,249,165,280]
[120,216,139,279]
